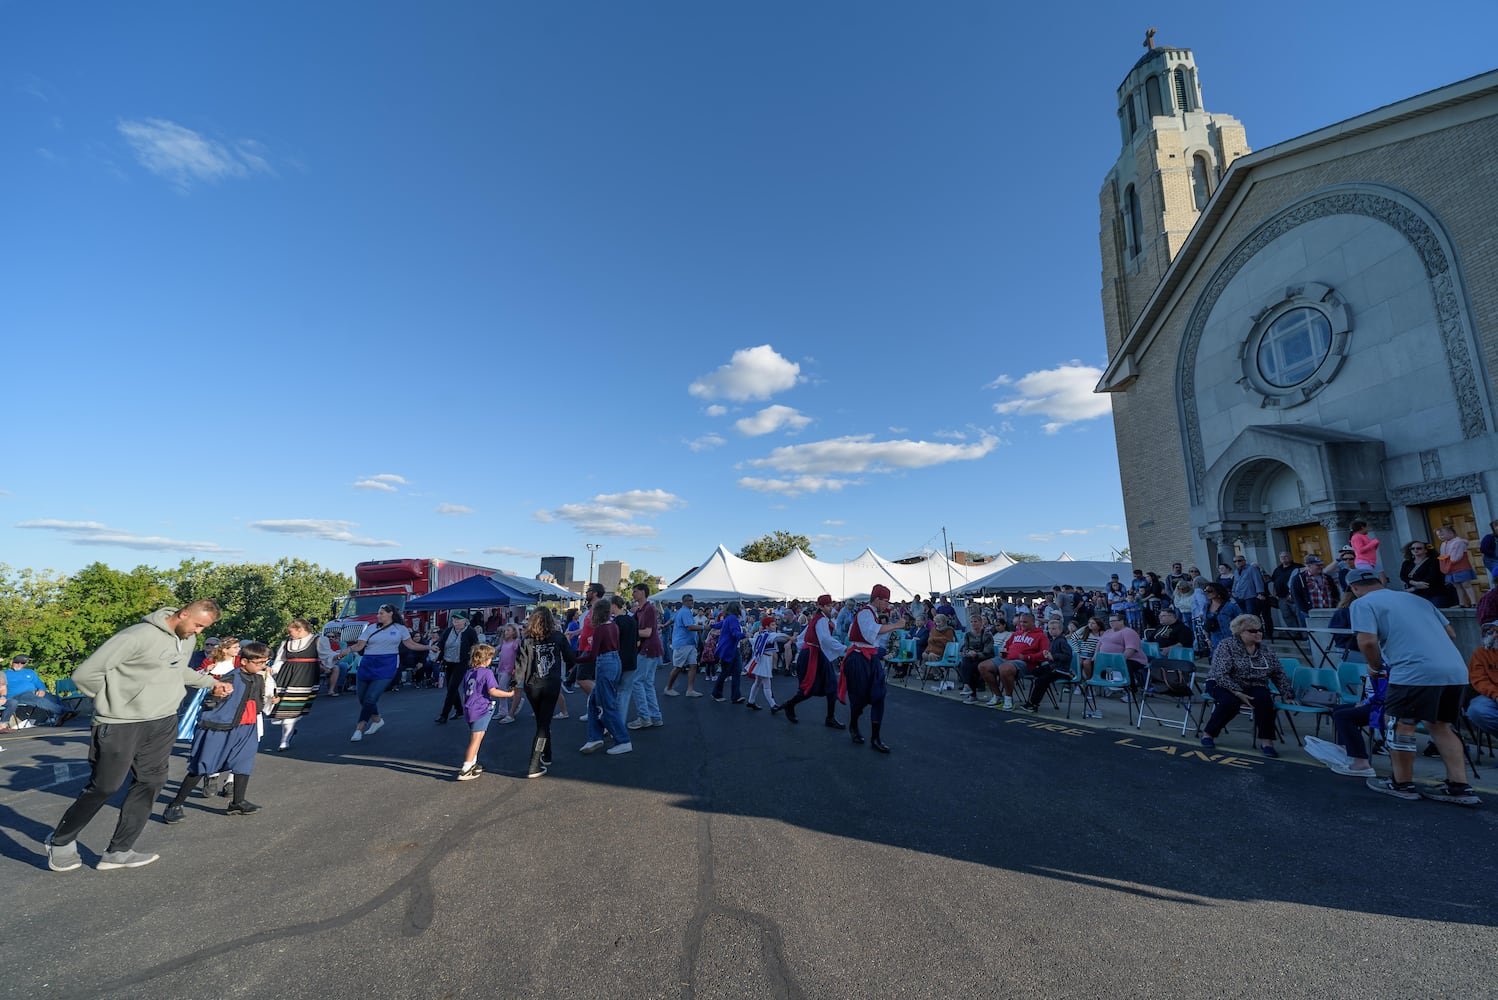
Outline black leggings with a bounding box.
[525,678,560,763]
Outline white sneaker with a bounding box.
[626,718,650,731]
[1002,697,1013,710]
[685,690,703,698]
[983,695,1000,707]
[664,688,681,697]
[580,740,605,754]
[606,742,633,755]
[650,718,665,727]
[364,719,385,736]
[349,729,363,742]
[1083,710,1104,720]
[961,695,976,706]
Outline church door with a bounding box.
[1423,498,1486,595]
[1281,523,1331,565]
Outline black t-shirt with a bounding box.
[613,613,639,672]
[1149,621,1194,651]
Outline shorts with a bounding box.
[1384,683,1463,725]
[575,660,596,684]
[468,713,492,734]
[672,645,698,669]
[1446,569,1476,584]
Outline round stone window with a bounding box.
[1256,307,1332,388]
[1238,282,1352,409]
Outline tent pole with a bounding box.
[942,527,953,595]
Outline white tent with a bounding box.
[652,545,1006,604]
[950,560,1135,596]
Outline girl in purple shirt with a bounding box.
[457,644,520,782]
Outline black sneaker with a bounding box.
[732,697,746,705]
[746,702,762,710]
[1420,781,1482,806]
[163,803,186,825]
[1018,702,1038,713]
[1422,742,1441,758]
[226,801,262,816]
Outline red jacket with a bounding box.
[1470,647,1498,701]
[1002,628,1050,668]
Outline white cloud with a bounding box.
[249,519,400,548]
[1058,528,1089,536]
[631,545,666,553]
[991,362,1111,434]
[933,429,968,440]
[1095,523,1122,531]
[812,532,863,548]
[822,519,845,526]
[887,426,908,433]
[686,434,725,452]
[353,473,408,492]
[735,405,812,437]
[534,489,685,537]
[18,519,236,553]
[736,476,857,497]
[485,545,541,558]
[748,433,999,475]
[436,504,473,515]
[705,405,727,417]
[689,345,799,402]
[117,118,274,190]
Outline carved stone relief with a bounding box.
[1177,185,1489,505]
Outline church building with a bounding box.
[1097,35,1498,578]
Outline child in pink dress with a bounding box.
[1349,520,1380,570]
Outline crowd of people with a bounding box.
[16,529,1498,870]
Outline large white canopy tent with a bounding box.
[949,560,1136,596]
[652,546,1012,605]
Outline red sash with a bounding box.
[837,604,878,703]
[798,612,826,696]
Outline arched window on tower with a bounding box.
[1126,96,1137,136]
[1192,154,1212,210]
[1123,184,1142,257]
[1145,76,1163,119]
[1173,68,1192,112]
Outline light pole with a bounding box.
[586,543,602,585]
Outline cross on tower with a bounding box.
[1143,27,1157,51]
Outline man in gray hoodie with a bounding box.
[45,601,229,872]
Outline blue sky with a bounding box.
[5,3,1497,585]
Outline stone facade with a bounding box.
[1100,72,1498,573]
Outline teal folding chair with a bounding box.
[1275,666,1334,742]
[1336,660,1366,705]
[921,642,962,692]
[884,636,918,684]
[1082,652,1132,713]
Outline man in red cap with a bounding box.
[840,585,909,752]
[777,594,846,729]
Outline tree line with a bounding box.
[0,558,353,682]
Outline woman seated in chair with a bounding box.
[923,614,956,667]
[957,614,995,704]
[1069,615,1105,681]
[1200,614,1295,757]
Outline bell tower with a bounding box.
[1099,31,1250,358]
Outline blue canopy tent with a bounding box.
[404,573,538,610]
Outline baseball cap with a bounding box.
[1304,555,1323,565]
[1484,619,1498,630]
[1345,568,1381,586]
[11,654,29,664]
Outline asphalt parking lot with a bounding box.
[2,674,1494,999]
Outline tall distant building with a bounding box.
[540,556,574,584]
[1097,34,1498,578]
[598,560,630,594]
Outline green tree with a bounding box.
[0,562,176,679]
[619,568,658,596]
[1003,552,1043,563]
[174,559,353,642]
[738,531,816,563]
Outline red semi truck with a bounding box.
[329,558,503,635]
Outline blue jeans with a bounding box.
[356,675,392,725]
[628,655,663,722]
[712,650,742,701]
[12,690,65,722]
[1467,695,1498,738]
[586,652,629,747]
